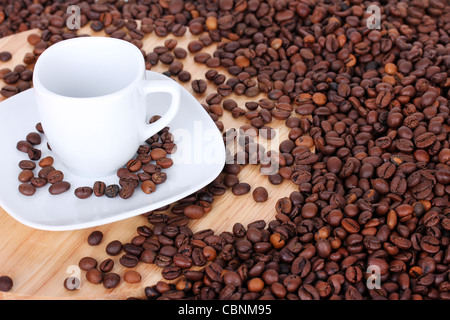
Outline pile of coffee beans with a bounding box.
[16,122,71,196]
[16,118,175,199]
[1,0,449,300]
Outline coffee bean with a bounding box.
[16,140,32,153]
[48,181,70,195]
[161,265,181,280]
[126,159,142,172]
[124,270,141,283]
[119,183,135,199]
[0,51,12,62]
[178,70,191,82]
[184,205,204,219]
[187,40,204,53]
[106,240,122,256]
[26,132,41,145]
[119,254,139,268]
[139,180,155,194]
[0,276,13,292]
[103,273,120,289]
[192,79,207,93]
[18,170,33,183]
[341,218,360,234]
[105,184,120,198]
[252,186,268,202]
[159,52,174,64]
[168,60,183,75]
[1,85,19,98]
[86,268,103,284]
[27,148,41,161]
[18,160,36,170]
[79,257,97,271]
[75,186,93,199]
[232,183,251,196]
[99,258,114,273]
[152,172,167,184]
[415,132,436,148]
[173,47,187,59]
[38,156,54,168]
[87,230,103,246]
[150,148,167,160]
[93,181,106,197]
[46,170,64,184]
[421,236,440,253]
[30,177,46,188]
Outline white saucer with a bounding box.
[0,71,226,231]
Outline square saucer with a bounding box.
[0,71,225,231]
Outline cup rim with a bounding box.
[32,36,145,100]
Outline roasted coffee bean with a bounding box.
[79,257,97,271]
[184,205,204,219]
[27,148,41,160]
[86,268,103,284]
[174,47,187,59]
[192,79,207,93]
[18,170,33,183]
[152,172,167,184]
[141,180,156,194]
[18,160,36,170]
[119,254,139,268]
[93,181,106,197]
[0,51,12,62]
[75,186,93,199]
[126,159,142,172]
[119,183,135,199]
[0,276,13,292]
[46,170,64,184]
[415,132,436,149]
[87,231,103,246]
[232,183,251,196]
[252,186,268,202]
[124,270,141,284]
[106,240,122,256]
[105,184,120,198]
[30,177,47,188]
[3,71,19,84]
[1,85,19,98]
[421,236,440,254]
[18,183,36,196]
[150,148,167,160]
[49,181,70,195]
[162,266,182,280]
[159,52,174,64]
[26,132,41,145]
[99,259,114,273]
[38,156,53,168]
[178,70,191,82]
[103,273,120,289]
[16,140,32,153]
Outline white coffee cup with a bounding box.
[33,37,180,177]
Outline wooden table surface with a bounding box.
[0,25,302,299]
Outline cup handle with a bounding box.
[139,79,181,142]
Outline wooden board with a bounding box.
[0,26,303,299]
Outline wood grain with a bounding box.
[0,25,304,299]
